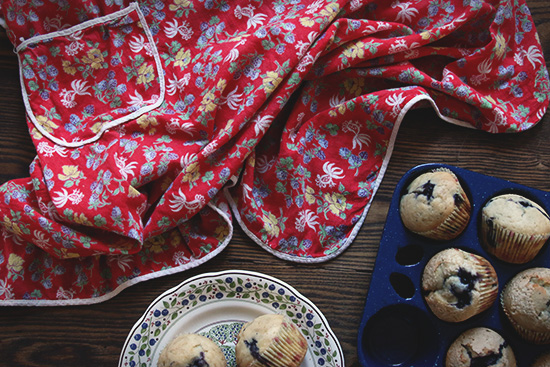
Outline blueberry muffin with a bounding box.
[445,327,516,367]
[235,314,307,367]
[422,248,498,322]
[158,333,227,367]
[400,168,471,240]
[501,267,550,344]
[480,194,550,264]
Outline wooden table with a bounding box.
[1,2,549,366]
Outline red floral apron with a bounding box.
[0,0,547,305]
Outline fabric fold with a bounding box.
[0,0,547,304]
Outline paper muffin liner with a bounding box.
[250,316,307,367]
[418,189,471,241]
[501,297,550,345]
[424,249,498,323]
[481,219,550,264]
[467,252,499,315]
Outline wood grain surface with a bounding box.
[1,1,550,366]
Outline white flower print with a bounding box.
[114,152,137,180]
[342,120,371,150]
[59,80,91,108]
[0,278,14,300]
[167,73,191,95]
[234,5,267,29]
[295,209,320,232]
[33,230,51,249]
[306,0,324,15]
[221,86,244,111]
[56,287,75,300]
[515,45,544,69]
[169,188,205,213]
[173,251,190,265]
[471,58,492,86]
[386,92,406,117]
[316,162,345,188]
[129,35,154,56]
[52,188,85,208]
[253,114,273,136]
[392,2,419,23]
[256,155,275,174]
[165,19,194,40]
[224,48,240,63]
[167,118,196,136]
[108,254,133,272]
[37,141,68,157]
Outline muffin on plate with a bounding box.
[480,193,550,264]
[532,352,550,367]
[422,248,498,322]
[445,327,516,367]
[501,267,550,344]
[400,168,471,240]
[158,333,227,367]
[235,314,307,367]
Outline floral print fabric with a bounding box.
[0,0,547,305]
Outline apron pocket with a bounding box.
[16,2,165,148]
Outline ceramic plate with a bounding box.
[119,269,344,367]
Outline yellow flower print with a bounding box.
[305,186,316,204]
[320,3,340,17]
[217,78,227,92]
[182,161,200,183]
[137,115,159,130]
[7,254,24,273]
[325,192,347,217]
[74,213,92,226]
[262,71,282,95]
[174,48,192,68]
[3,215,23,237]
[215,225,229,241]
[36,115,59,133]
[300,17,315,27]
[137,63,155,85]
[91,121,104,134]
[343,41,366,60]
[262,211,280,237]
[420,31,432,40]
[58,165,81,181]
[62,60,77,75]
[199,90,217,114]
[146,235,165,254]
[169,0,191,11]
[493,32,507,60]
[343,78,365,97]
[82,48,105,70]
[128,186,141,198]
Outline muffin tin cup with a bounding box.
[357,163,550,367]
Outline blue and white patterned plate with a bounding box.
[119,270,344,367]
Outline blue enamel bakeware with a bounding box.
[357,163,550,367]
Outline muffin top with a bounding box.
[482,194,550,235]
[157,333,226,367]
[236,314,307,367]
[400,169,468,233]
[501,267,550,334]
[422,248,498,322]
[445,327,516,367]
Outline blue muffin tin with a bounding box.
[357,163,550,367]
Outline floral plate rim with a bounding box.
[118,269,345,367]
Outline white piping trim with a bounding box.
[16,2,166,148]
[0,201,233,306]
[224,92,477,263]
